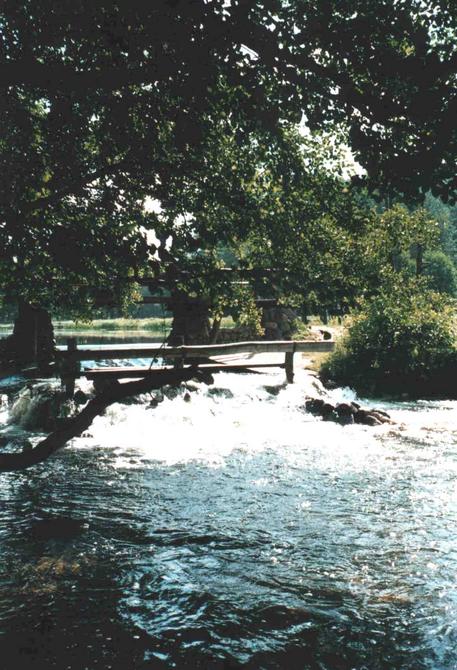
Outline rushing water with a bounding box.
[1,364,457,669]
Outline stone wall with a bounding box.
[261,306,298,340]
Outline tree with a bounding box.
[3,1,457,465]
[423,250,457,296]
[2,0,457,319]
[153,125,372,330]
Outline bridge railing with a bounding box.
[57,338,335,395]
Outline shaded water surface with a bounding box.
[1,368,457,669]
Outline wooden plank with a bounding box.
[58,339,334,363]
[285,351,294,383]
[84,361,284,379]
[59,337,80,399]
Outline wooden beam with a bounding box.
[285,351,294,383]
[57,339,334,363]
[59,337,80,399]
[84,361,284,380]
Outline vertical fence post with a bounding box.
[61,337,80,399]
[173,336,185,369]
[285,348,295,384]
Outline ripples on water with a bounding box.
[1,369,457,669]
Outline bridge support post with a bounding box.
[285,351,294,383]
[60,338,80,399]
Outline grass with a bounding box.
[54,317,174,332]
[49,315,236,334]
[302,350,333,373]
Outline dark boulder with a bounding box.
[305,398,325,414]
[321,402,338,422]
[73,389,88,405]
[304,395,392,428]
[335,403,355,425]
[354,409,392,426]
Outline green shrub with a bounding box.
[321,278,457,396]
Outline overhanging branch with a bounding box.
[0,367,211,472]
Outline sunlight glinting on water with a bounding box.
[2,368,457,668]
[76,369,457,478]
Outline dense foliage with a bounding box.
[321,277,457,396]
[3,1,457,318]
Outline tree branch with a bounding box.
[0,367,212,472]
[0,60,159,93]
[16,157,135,217]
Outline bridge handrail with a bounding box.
[56,339,334,362]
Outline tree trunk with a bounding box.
[209,316,222,344]
[167,292,211,345]
[2,301,56,366]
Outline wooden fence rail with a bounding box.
[57,338,335,396]
[57,339,334,362]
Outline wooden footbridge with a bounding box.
[57,338,335,396]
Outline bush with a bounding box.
[320,278,457,397]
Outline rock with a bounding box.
[264,383,287,396]
[9,383,69,431]
[215,326,256,344]
[162,385,181,400]
[207,387,234,399]
[335,403,355,425]
[369,410,393,424]
[369,407,390,419]
[304,395,393,428]
[339,413,355,426]
[261,306,298,340]
[335,402,354,415]
[183,392,191,403]
[305,398,325,414]
[354,409,383,426]
[154,390,165,404]
[148,393,164,409]
[323,379,338,390]
[321,402,338,422]
[73,389,88,405]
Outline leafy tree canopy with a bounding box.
[2,1,457,314]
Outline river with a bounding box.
[0,344,456,669]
